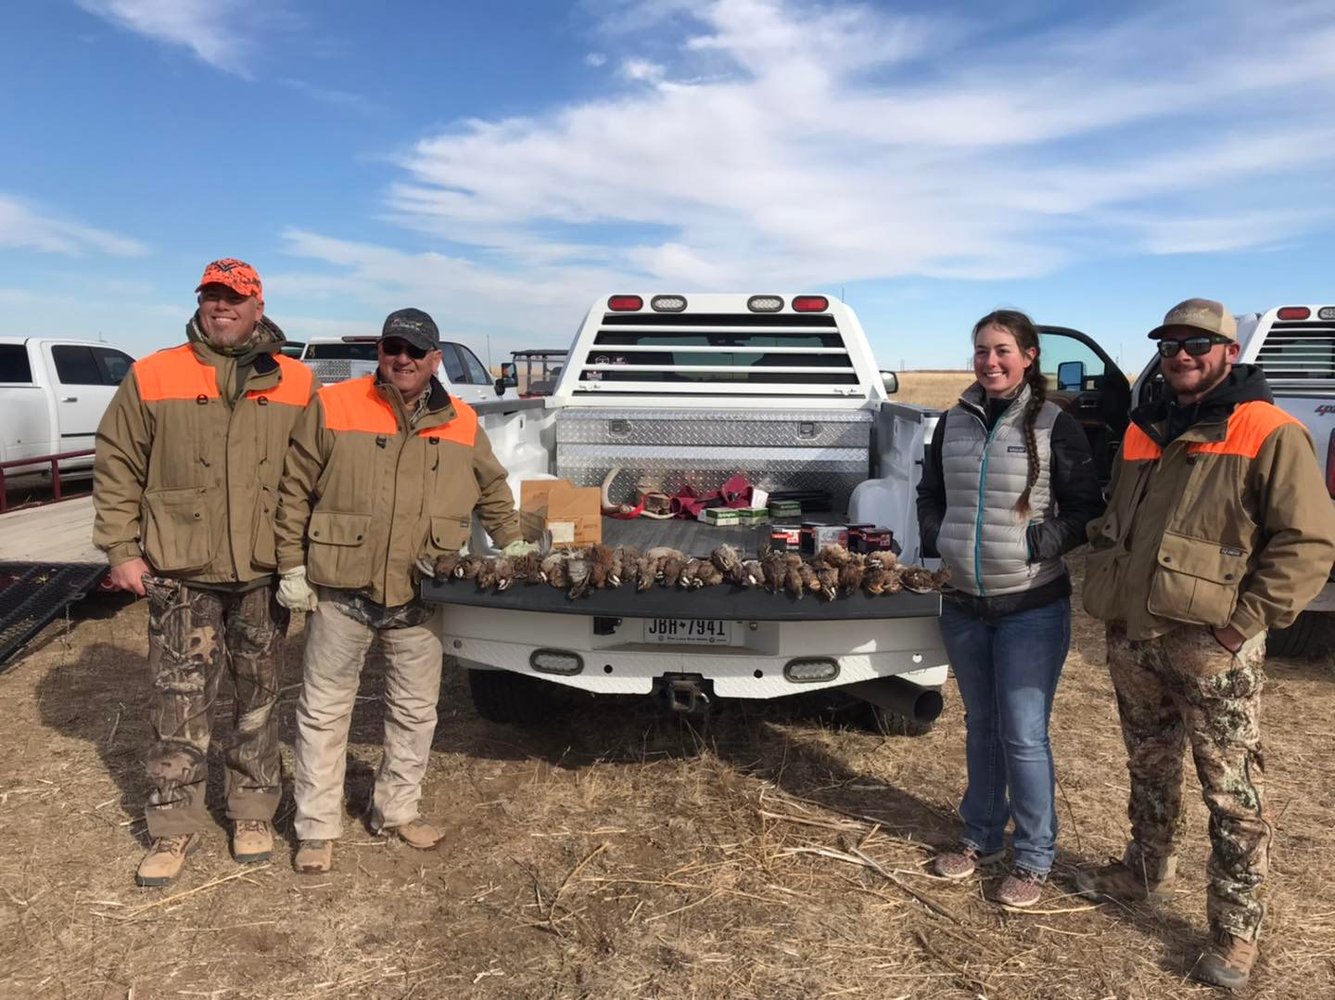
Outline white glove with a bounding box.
[503,540,540,558]
[277,566,319,612]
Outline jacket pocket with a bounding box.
[251,485,278,570]
[422,515,471,561]
[1081,545,1125,621]
[142,486,212,574]
[1146,532,1248,628]
[306,511,373,589]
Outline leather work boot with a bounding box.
[1192,930,1259,992]
[1074,847,1176,904]
[231,820,274,864]
[135,833,199,887]
[384,818,443,850]
[294,839,334,875]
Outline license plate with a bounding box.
[642,618,735,645]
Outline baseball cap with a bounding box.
[380,308,440,352]
[196,258,263,303]
[1147,298,1237,341]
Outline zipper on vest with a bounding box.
[973,414,1001,596]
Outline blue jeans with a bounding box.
[938,597,1071,875]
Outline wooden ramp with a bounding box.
[0,495,103,564]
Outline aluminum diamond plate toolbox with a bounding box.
[555,407,872,509]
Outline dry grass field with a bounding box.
[1,372,1332,1000]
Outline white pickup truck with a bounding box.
[422,293,1129,730]
[0,337,136,487]
[299,335,506,406]
[1129,304,1335,656]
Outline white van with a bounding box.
[299,336,505,406]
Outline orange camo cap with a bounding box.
[195,258,263,303]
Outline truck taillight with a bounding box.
[608,295,643,311]
[792,295,829,313]
[1328,429,1335,500]
[1277,306,1311,320]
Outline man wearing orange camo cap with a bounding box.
[93,258,316,886]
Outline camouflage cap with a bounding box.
[196,258,263,303]
[380,307,440,352]
[1147,297,1237,341]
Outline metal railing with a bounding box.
[0,449,95,513]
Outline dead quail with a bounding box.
[491,557,515,591]
[760,553,787,593]
[476,557,501,591]
[454,554,486,580]
[541,551,569,589]
[609,545,639,589]
[867,550,898,571]
[587,544,616,590]
[511,552,545,585]
[816,564,840,600]
[710,544,743,575]
[566,549,592,598]
[838,558,865,595]
[678,557,707,589]
[881,566,904,594]
[899,566,937,592]
[817,543,853,568]
[693,562,725,588]
[932,566,952,589]
[661,553,687,589]
[862,562,889,595]
[433,552,463,581]
[737,558,764,587]
[787,560,813,599]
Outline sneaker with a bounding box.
[383,818,443,850]
[135,833,199,887]
[996,867,1046,908]
[931,842,1005,880]
[231,820,273,864]
[1073,849,1176,904]
[1191,930,1258,992]
[294,839,334,875]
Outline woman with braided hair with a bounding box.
[916,309,1104,908]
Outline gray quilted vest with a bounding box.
[935,382,1065,597]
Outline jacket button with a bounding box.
[1224,573,1234,580]
[1162,556,1172,563]
[313,531,321,538]
[196,394,208,405]
[356,534,363,541]
[193,512,201,520]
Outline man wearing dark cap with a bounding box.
[275,308,534,874]
[93,259,316,886]
[1076,298,1335,990]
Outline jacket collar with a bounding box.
[958,380,1030,427]
[372,373,455,427]
[1131,364,1274,446]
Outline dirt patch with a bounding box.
[2,559,1334,999]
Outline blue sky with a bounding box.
[2,0,1334,371]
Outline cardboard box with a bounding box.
[800,523,849,555]
[700,507,741,526]
[520,479,603,546]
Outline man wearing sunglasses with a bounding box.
[1077,298,1335,990]
[274,308,533,875]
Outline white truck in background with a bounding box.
[0,337,136,488]
[1131,303,1335,657]
[299,335,507,406]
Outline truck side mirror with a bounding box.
[493,377,508,396]
[880,370,899,395]
[498,361,519,390]
[1057,360,1086,392]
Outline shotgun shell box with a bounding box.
[855,528,895,553]
[768,500,802,519]
[767,524,802,551]
[701,507,741,526]
[737,507,770,524]
[800,523,849,555]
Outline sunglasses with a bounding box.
[1155,335,1231,358]
[379,337,429,360]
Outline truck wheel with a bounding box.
[466,669,550,724]
[862,703,936,738]
[1267,613,1323,659]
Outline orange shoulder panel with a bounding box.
[133,345,218,402]
[247,355,315,407]
[319,376,397,434]
[1120,424,1162,462]
[419,398,479,446]
[1190,401,1299,459]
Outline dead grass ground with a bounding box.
[2,372,1332,999]
[891,370,973,411]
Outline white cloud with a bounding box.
[584,52,608,67]
[75,0,274,75]
[0,195,149,257]
[289,0,1335,322]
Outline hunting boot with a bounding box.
[294,840,333,875]
[135,833,199,887]
[1192,930,1259,992]
[231,820,273,864]
[384,818,443,850]
[1073,844,1177,903]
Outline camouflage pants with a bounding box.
[1106,622,1271,941]
[143,577,289,838]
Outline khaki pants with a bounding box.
[293,597,444,840]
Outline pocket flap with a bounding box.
[145,485,208,521]
[308,511,371,547]
[1156,532,1248,585]
[430,516,470,550]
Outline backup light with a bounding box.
[1277,306,1311,320]
[792,295,829,313]
[651,295,687,312]
[530,649,584,676]
[608,295,644,311]
[1319,307,1335,321]
[783,657,839,683]
[748,295,784,313]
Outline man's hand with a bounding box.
[277,567,319,612]
[108,557,151,597]
[1212,624,1246,654]
[502,540,539,558]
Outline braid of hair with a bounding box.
[1014,363,1047,516]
